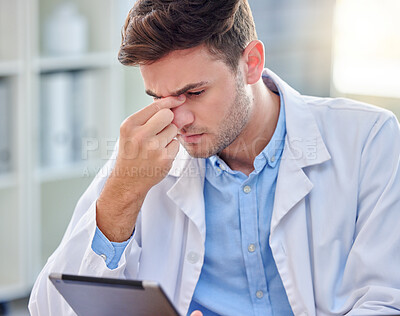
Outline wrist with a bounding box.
[96,199,138,242]
[96,182,145,242]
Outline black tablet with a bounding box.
[49,273,181,316]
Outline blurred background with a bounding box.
[0,0,399,314]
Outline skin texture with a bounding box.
[96,40,280,245]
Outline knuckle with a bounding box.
[119,120,131,137]
[120,116,139,137]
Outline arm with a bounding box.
[29,95,186,315]
[342,114,400,315]
[96,95,184,242]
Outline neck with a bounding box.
[219,79,280,176]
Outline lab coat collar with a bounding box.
[262,69,331,168]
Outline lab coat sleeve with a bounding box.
[342,113,400,315]
[28,146,143,316]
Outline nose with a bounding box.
[171,103,194,130]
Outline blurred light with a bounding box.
[333,0,400,97]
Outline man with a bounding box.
[29,0,400,315]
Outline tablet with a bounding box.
[49,273,181,316]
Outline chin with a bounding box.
[182,146,211,158]
[181,143,216,159]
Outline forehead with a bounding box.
[139,46,230,96]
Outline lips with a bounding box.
[179,133,204,143]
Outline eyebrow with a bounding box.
[145,81,209,99]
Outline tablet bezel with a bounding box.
[49,273,181,316]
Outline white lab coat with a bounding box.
[29,70,400,316]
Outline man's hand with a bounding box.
[96,95,186,242]
[190,311,203,316]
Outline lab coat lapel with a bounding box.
[265,69,331,232]
[271,144,314,233]
[167,147,206,242]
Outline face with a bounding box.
[140,46,252,158]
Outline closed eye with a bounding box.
[187,90,205,97]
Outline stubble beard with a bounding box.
[182,72,252,158]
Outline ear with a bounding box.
[241,40,265,85]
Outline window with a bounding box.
[333,0,400,98]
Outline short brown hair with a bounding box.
[118,0,257,71]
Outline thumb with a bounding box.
[190,311,203,316]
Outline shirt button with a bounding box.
[219,164,226,171]
[270,156,276,163]
[243,185,251,193]
[100,254,107,261]
[256,290,264,299]
[187,251,200,264]
[248,244,256,253]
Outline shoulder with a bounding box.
[303,95,398,139]
[304,95,394,121]
[294,95,400,163]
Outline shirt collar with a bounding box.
[207,155,227,177]
[261,82,286,169]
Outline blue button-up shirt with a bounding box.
[187,91,293,316]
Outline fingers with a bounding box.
[190,311,203,316]
[131,95,185,126]
[144,123,177,152]
[138,123,178,158]
[144,108,174,136]
[155,123,178,148]
[164,139,180,160]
